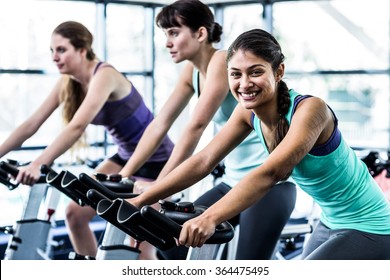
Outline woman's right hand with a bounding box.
[15,163,41,186]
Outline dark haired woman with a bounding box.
[130,28,390,259]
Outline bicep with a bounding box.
[68,73,114,128]
[189,54,230,127]
[262,98,331,178]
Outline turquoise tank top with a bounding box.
[192,69,266,186]
[252,89,390,234]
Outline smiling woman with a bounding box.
[130,28,390,260]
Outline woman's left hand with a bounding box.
[179,215,216,248]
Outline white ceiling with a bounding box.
[116,0,270,5]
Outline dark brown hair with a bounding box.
[156,0,223,44]
[227,29,290,154]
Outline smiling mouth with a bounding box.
[240,91,259,99]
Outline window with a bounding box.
[273,0,389,149]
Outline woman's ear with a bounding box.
[196,26,208,42]
[276,63,285,82]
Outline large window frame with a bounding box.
[0,0,389,153]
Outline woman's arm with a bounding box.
[130,104,253,208]
[156,51,230,179]
[16,68,119,184]
[119,63,196,178]
[178,97,334,247]
[0,78,62,158]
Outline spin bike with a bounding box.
[82,172,235,260]
[44,167,234,260]
[0,160,62,260]
[42,165,137,260]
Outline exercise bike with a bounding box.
[42,165,137,260]
[82,175,234,260]
[0,160,62,260]
[44,166,234,260]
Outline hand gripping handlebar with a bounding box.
[140,205,234,245]
[0,161,47,190]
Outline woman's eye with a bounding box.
[250,70,262,76]
[168,30,178,37]
[230,72,241,78]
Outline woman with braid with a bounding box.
[129,29,390,259]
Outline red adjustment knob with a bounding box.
[109,174,122,182]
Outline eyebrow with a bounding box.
[229,64,265,71]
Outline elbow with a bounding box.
[67,122,87,138]
[187,119,209,136]
[195,150,220,175]
[265,166,292,185]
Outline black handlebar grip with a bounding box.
[0,161,19,177]
[116,199,176,250]
[40,164,56,175]
[141,205,234,244]
[86,189,109,206]
[79,173,136,200]
[140,205,182,237]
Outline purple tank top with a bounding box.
[91,62,174,162]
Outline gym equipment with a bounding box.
[80,172,234,260]
[273,217,313,260]
[44,167,234,260]
[361,150,390,178]
[0,160,62,260]
[43,166,136,260]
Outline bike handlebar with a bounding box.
[0,161,47,190]
[79,173,136,201]
[141,205,234,245]
[89,189,234,251]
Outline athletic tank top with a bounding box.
[252,89,390,234]
[91,62,174,162]
[192,69,266,186]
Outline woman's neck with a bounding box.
[70,59,99,86]
[191,46,217,76]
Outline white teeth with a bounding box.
[241,92,257,97]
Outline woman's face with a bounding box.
[50,34,84,74]
[162,24,201,63]
[227,49,280,110]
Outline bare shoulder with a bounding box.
[295,95,329,116]
[234,104,254,127]
[209,50,227,66]
[179,62,196,87]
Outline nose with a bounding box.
[239,75,253,89]
[52,52,59,62]
[165,38,173,48]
